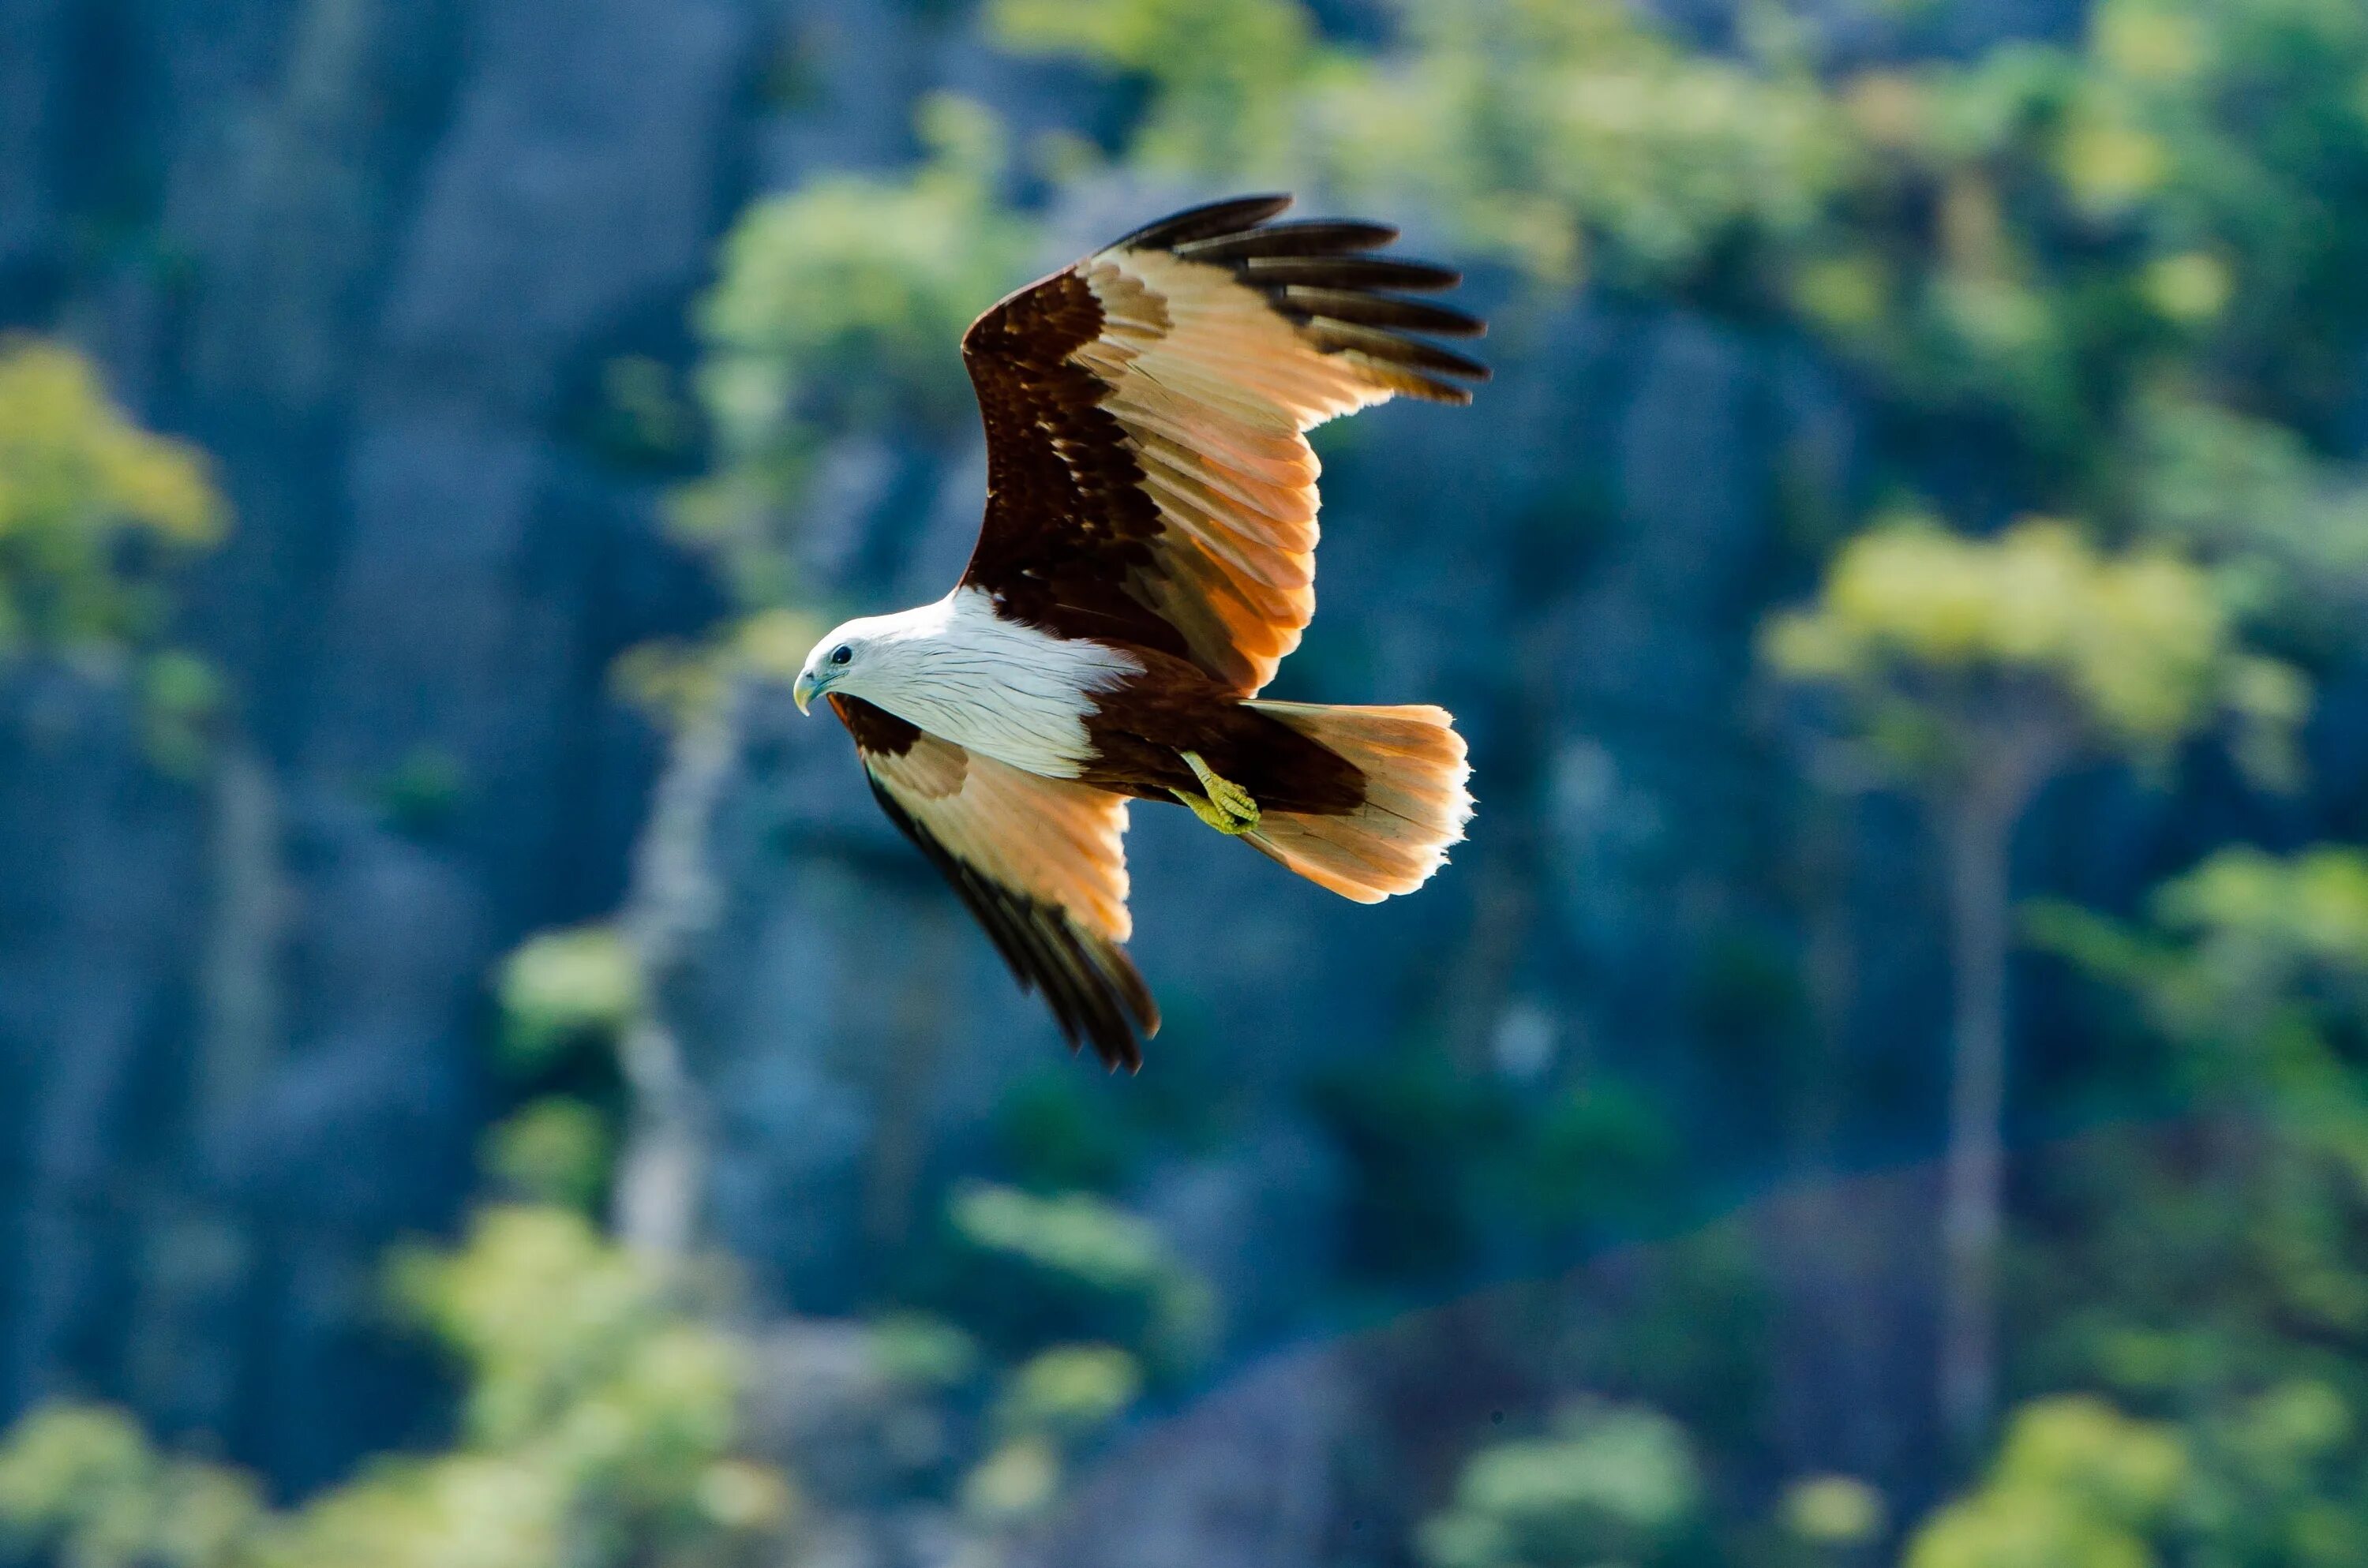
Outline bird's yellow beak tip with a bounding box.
[792,672,817,715]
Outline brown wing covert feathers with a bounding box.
[959,194,1488,694]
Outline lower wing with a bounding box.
[829,694,1159,1070]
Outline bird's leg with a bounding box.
[1172,750,1260,834]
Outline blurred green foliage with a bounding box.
[496,926,642,1074]
[0,1405,260,1568]
[1905,1398,2186,1568]
[679,95,1034,610]
[701,95,1023,442]
[933,1181,1213,1379]
[0,339,222,662]
[865,1312,982,1394]
[1418,1400,1706,1568]
[0,338,229,773]
[1766,515,2304,790]
[476,928,639,1224]
[990,1342,1141,1440]
[1977,845,2368,1565]
[137,649,223,779]
[991,0,1317,174]
[0,1208,795,1568]
[856,1181,1208,1529]
[1778,1474,1887,1558]
[484,1098,615,1212]
[959,1342,1144,1524]
[2122,390,2368,642]
[2031,845,2368,1149]
[1308,0,1855,286]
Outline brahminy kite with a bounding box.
[792,194,1484,1070]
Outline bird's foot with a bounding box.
[1170,787,1258,835]
[1173,751,1261,835]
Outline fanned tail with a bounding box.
[1239,701,1473,903]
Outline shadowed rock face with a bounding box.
[0,0,2108,1519]
[1,0,764,1484]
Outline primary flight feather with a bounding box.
[792,194,1486,1070]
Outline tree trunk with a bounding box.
[1935,782,2016,1457]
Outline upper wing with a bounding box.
[829,694,1157,1070]
[959,194,1487,695]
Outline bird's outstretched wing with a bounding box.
[960,194,1487,696]
[829,694,1157,1069]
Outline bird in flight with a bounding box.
[792,194,1485,1071]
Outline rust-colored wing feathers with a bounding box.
[829,695,1156,1069]
[960,194,1488,694]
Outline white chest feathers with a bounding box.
[845,589,1140,777]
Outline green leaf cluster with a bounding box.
[1764,516,2304,788]
[0,1208,796,1568]
[496,926,643,1073]
[939,1181,1213,1377]
[679,96,1036,609]
[1418,1400,1707,1568]
[1905,1398,2186,1568]
[0,1405,260,1568]
[0,340,223,663]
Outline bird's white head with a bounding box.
[790,604,942,715]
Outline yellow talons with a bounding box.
[1175,750,1261,834]
[1171,788,1253,834]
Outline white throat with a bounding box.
[836,588,1141,777]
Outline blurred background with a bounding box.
[6,0,2368,1562]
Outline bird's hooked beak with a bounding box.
[792,668,820,716]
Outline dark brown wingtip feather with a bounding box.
[1115,200,1491,398]
[1240,255,1463,291]
[1175,219,1401,262]
[1301,320,1492,381]
[1113,193,1295,253]
[1276,286,1486,337]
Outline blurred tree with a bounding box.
[0,1405,260,1568]
[1415,1399,1705,1568]
[683,95,1036,612]
[2121,390,2368,646]
[0,1208,796,1568]
[931,1181,1213,1383]
[484,1099,615,1214]
[0,338,228,774]
[1766,516,2303,1453]
[1904,1397,2186,1568]
[486,927,637,1231]
[1785,0,2368,495]
[1911,1378,2368,1563]
[853,1179,1212,1535]
[2036,845,2368,1124]
[0,339,223,663]
[990,0,1318,175]
[1309,0,1856,289]
[2024,853,2368,1555]
[961,1342,1143,1527]
[496,926,640,1075]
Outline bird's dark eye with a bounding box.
[829,644,852,666]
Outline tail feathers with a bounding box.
[1241,701,1473,903]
